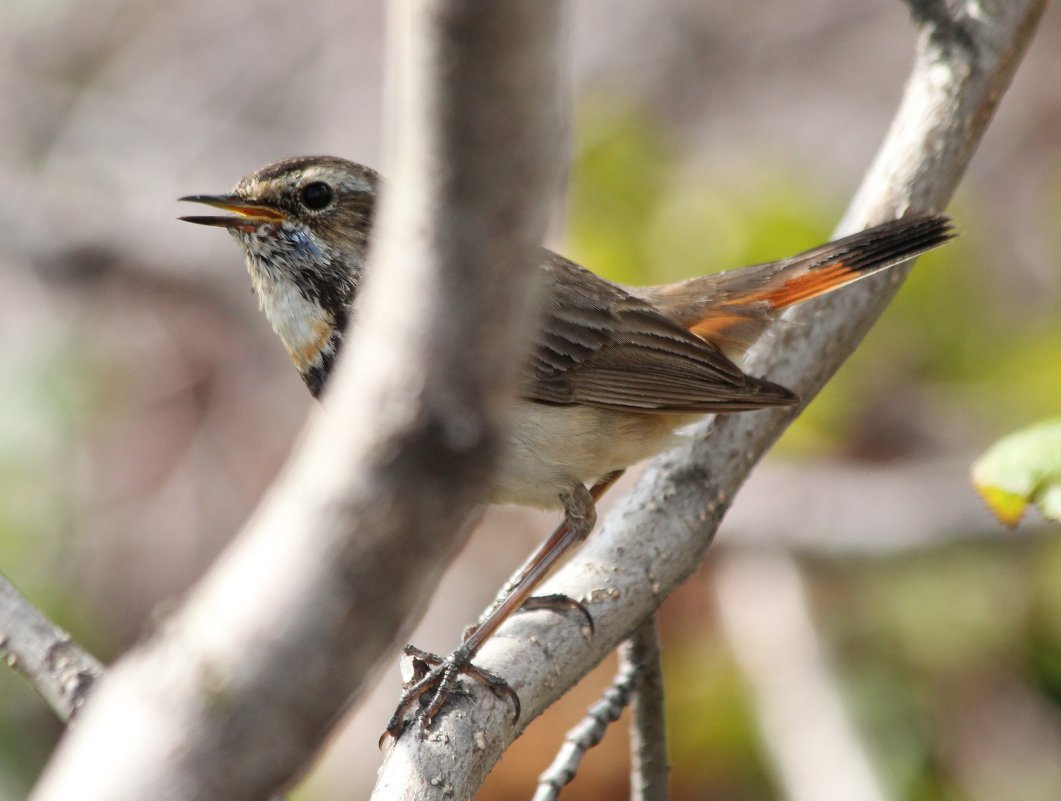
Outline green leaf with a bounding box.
[971,419,1061,527]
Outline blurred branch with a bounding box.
[715,552,889,801]
[627,616,669,801]
[901,0,956,31]
[371,2,1047,798]
[30,2,562,800]
[720,458,1007,556]
[0,571,103,724]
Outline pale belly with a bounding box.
[489,402,702,509]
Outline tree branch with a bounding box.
[715,552,889,801]
[719,458,1006,555]
[371,1,1048,797]
[530,622,649,801]
[29,2,564,800]
[626,616,669,801]
[0,571,103,724]
[529,616,668,801]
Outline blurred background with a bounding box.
[1,1,1060,799]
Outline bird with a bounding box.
[180,155,954,737]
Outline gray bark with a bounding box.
[0,571,103,724]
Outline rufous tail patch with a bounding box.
[742,262,857,309]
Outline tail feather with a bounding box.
[642,213,955,360]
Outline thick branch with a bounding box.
[0,572,103,724]
[371,2,1047,797]
[30,2,563,800]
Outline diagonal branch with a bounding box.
[0,571,103,724]
[371,1,1048,798]
[29,2,565,800]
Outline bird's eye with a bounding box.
[300,181,333,210]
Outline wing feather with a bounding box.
[524,254,797,412]
[524,214,953,413]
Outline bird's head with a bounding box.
[181,156,380,396]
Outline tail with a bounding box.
[641,213,955,360]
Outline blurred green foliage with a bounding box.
[569,101,836,290]
[824,538,1061,801]
[664,638,772,799]
[972,419,1061,526]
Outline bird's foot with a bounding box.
[461,593,594,641]
[382,644,520,743]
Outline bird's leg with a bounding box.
[383,471,623,740]
[467,470,624,637]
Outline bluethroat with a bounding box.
[181,156,954,738]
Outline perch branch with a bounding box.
[370,2,1048,798]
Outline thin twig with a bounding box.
[0,571,103,724]
[627,616,669,801]
[531,617,657,801]
[531,617,667,801]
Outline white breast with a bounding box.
[490,402,700,509]
[247,260,335,374]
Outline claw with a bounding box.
[462,594,594,641]
[381,643,521,744]
[403,644,436,681]
[519,593,595,634]
[380,476,622,747]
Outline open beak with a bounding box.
[178,194,286,229]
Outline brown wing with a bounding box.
[524,254,798,413]
[524,214,954,414]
